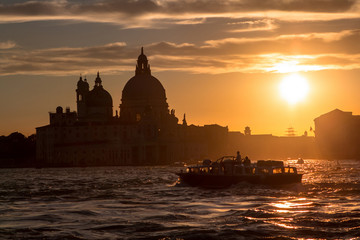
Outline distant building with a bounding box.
[314,109,360,159]
[36,49,228,166]
[244,126,251,136]
[227,131,317,160]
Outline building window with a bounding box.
[136,113,141,122]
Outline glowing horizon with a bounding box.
[1,0,360,137]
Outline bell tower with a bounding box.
[76,75,89,119]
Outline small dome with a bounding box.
[86,86,113,107]
[56,106,63,113]
[122,74,166,101]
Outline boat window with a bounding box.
[284,167,295,173]
[259,168,269,174]
[210,167,219,174]
[200,167,209,173]
[273,168,283,174]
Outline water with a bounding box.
[1,159,360,239]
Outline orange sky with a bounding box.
[1,0,360,136]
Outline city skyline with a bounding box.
[1,0,360,136]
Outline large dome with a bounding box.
[121,48,166,102]
[119,48,173,124]
[122,74,166,101]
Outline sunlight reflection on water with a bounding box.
[0,159,360,239]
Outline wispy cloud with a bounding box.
[0,0,358,27]
[1,29,360,76]
[0,40,16,49]
[228,19,277,33]
[203,30,360,55]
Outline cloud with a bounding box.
[228,19,277,33]
[0,0,358,26]
[0,40,16,49]
[0,42,132,75]
[162,0,357,13]
[1,29,360,76]
[202,30,360,55]
[304,54,360,66]
[0,1,63,16]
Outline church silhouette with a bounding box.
[36,48,228,166]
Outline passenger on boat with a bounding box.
[236,151,242,164]
[243,156,251,166]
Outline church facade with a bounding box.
[36,49,229,166]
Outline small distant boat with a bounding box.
[177,156,302,188]
[297,158,304,164]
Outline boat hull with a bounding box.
[177,173,302,188]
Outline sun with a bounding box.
[279,74,309,105]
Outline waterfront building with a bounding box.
[314,109,360,159]
[36,49,228,166]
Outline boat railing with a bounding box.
[186,164,255,175]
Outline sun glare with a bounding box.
[279,74,309,105]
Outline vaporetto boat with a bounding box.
[177,156,302,188]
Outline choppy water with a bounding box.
[1,159,360,240]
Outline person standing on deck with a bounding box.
[236,151,242,164]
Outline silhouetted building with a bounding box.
[314,109,360,159]
[36,48,319,167]
[36,49,228,166]
[76,72,113,122]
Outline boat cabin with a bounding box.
[185,158,297,176]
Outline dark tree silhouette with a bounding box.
[0,132,36,167]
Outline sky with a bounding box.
[1,0,360,137]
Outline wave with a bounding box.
[0,160,360,239]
